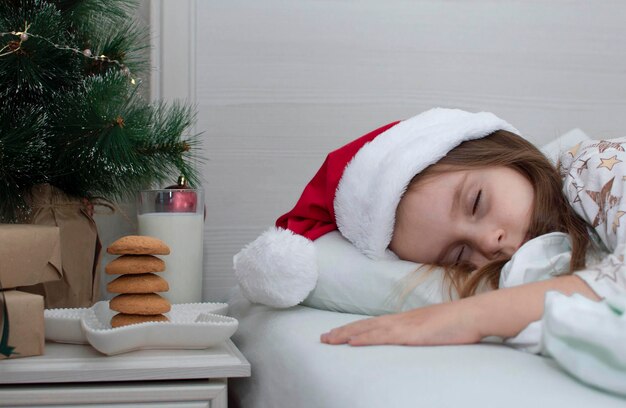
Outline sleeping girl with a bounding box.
[234,107,624,353]
[321,129,607,347]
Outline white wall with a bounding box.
[152,0,626,302]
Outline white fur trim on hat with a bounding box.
[334,108,519,259]
[233,227,318,308]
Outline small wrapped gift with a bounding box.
[0,224,62,359]
[20,184,102,308]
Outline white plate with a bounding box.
[44,307,91,344]
[45,301,235,355]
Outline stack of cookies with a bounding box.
[106,235,172,328]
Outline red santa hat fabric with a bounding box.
[234,108,519,307]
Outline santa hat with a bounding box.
[234,108,519,307]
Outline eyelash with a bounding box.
[455,190,483,264]
[455,246,465,264]
[472,189,482,215]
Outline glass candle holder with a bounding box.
[137,189,204,304]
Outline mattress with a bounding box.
[228,289,625,408]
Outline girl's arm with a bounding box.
[321,275,600,346]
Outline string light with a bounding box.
[0,22,139,85]
[0,22,30,56]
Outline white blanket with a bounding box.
[500,233,626,396]
[228,289,626,408]
[543,292,626,395]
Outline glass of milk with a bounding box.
[137,189,204,304]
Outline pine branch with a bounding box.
[82,18,150,78]
[55,0,137,30]
[140,100,203,188]
[0,1,81,107]
[50,72,201,200]
[0,107,50,222]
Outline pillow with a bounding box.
[540,128,590,164]
[302,129,591,316]
[301,231,453,315]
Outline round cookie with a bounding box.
[107,235,170,255]
[109,293,171,315]
[107,273,169,294]
[105,255,166,275]
[111,313,169,328]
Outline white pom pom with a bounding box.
[233,227,318,308]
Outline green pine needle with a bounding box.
[0,1,81,106]
[0,107,50,222]
[56,0,138,30]
[51,71,201,201]
[83,18,150,77]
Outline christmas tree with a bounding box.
[0,0,201,222]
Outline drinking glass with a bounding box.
[137,189,204,304]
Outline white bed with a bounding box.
[227,289,625,408]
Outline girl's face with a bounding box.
[389,166,534,269]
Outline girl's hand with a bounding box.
[320,300,483,346]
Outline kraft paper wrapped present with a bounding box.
[0,224,62,359]
[0,224,63,288]
[20,184,102,308]
[0,291,45,360]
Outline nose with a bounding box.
[474,227,505,259]
[466,227,506,269]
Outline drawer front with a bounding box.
[0,379,227,407]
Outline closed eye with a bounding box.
[455,246,465,264]
[472,190,482,215]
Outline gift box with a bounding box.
[0,291,45,359]
[21,184,102,308]
[0,224,62,359]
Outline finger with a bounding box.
[321,317,385,344]
[320,332,337,344]
[320,325,352,344]
[347,328,396,347]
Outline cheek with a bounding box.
[390,223,441,264]
[504,183,534,222]
[519,184,535,218]
[391,185,451,263]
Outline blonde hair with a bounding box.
[399,130,590,299]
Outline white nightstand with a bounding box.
[0,340,250,407]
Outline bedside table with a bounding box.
[0,340,250,407]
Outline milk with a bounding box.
[138,212,204,304]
